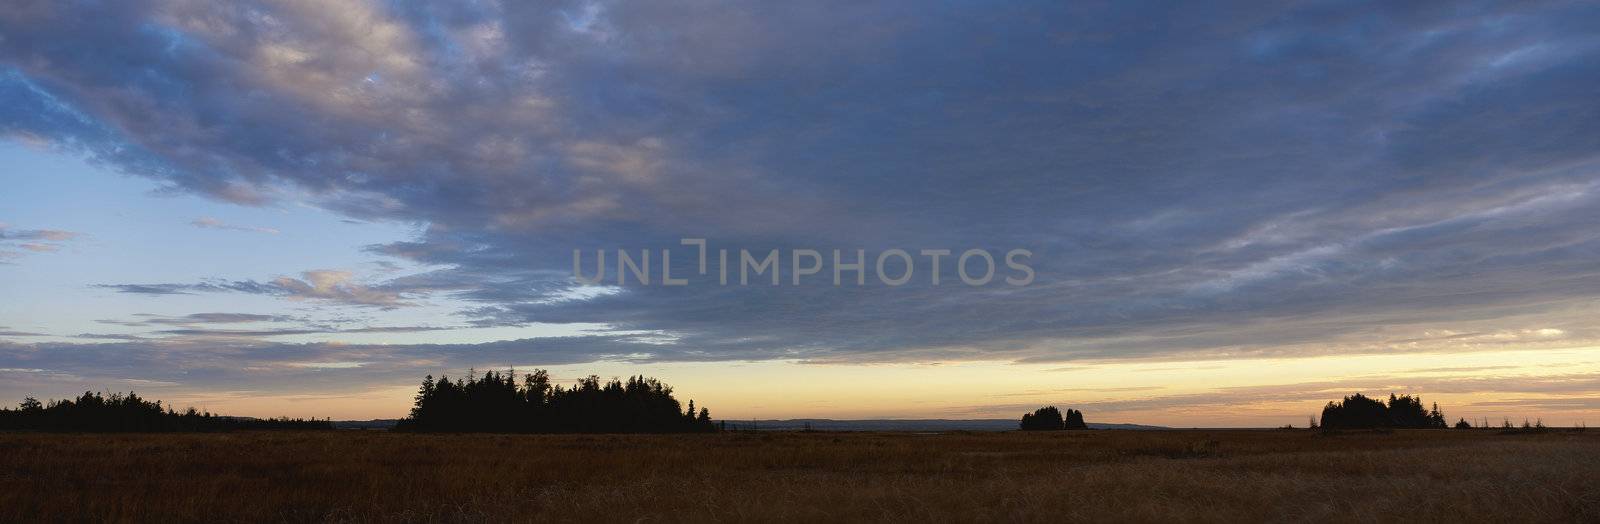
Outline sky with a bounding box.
[1,1,1598,427]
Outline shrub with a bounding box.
[1019,406,1087,430]
[1020,406,1064,430]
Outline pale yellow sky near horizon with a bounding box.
[151,346,1599,428]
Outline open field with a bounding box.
[2,429,1596,522]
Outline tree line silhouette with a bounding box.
[1019,406,1088,430]
[1318,393,1447,429]
[0,391,331,432]
[394,370,718,433]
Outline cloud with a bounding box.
[92,281,280,296]
[0,224,80,260]
[4,1,1600,370]
[189,217,279,234]
[98,312,292,326]
[97,271,408,308]
[81,311,462,341]
[270,270,409,308]
[155,312,287,324]
[71,333,149,341]
[94,284,200,296]
[150,326,447,338]
[0,225,78,241]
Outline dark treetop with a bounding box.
[396,370,716,433]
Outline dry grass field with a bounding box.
[1,429,1596,522]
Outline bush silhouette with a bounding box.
[395,370,717,433]
[1019,406,1087,430]
[0,391,331,432]
[1020,406,1063,430]
[1065,408,1087,429]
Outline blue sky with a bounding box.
[1,142,428,337]
[1,1,1598,424]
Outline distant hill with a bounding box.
[332,419,402,430]
[329,418,1168,431]
[721,419,1168,432]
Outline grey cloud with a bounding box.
[92,313,295,327]
[5,1,1600,368]
[0,225,78,241]
[149,313,289,324]
[189,217,279,234]
[0,224,80,260]
[96,272,408,308]
[90,312,458,339]
[93,282,269,296]
[93,284,198,295]
[71,333,149,341]
[152,325,453,338]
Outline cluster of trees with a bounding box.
[0,392,331,432]
[1318,393,1447,429]
[1019,406,1088,430]
[395,370,718,433]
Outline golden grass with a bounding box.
[1,429,1596,522]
